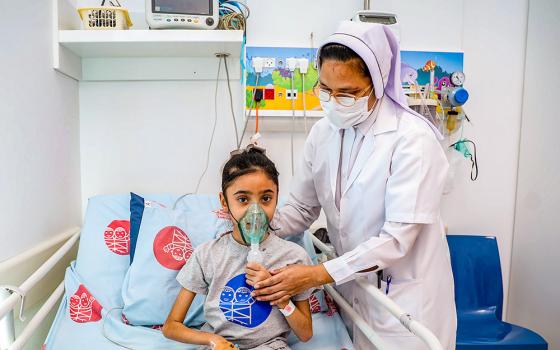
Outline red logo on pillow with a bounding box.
[69,285,102,323]
[213,208,232,221]
[103,220,130,255]
[309,293,322,313]
[325,292,338,316]
[153,226,193,270]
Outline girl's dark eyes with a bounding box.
[235,195,274,204]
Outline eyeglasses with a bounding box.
[230,144,266,157]
[313,84,374,107]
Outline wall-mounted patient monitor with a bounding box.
[146,0,219,29]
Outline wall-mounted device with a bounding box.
[146,0,219,29]
[450,71,466,86]
[352,11,400,43]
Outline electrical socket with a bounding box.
[264,88,275,100]
[286,57,298,72]
[254,88,264,102]
[298,58,309,74]
[252,57,264,73]
[263,57,276,68]
[286,89,298,100]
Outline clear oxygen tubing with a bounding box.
[418,82,444,135]
[223,55,240,147]
[302,72,308,134]
[195,55,222,193]
[305,31,315,135]
[290,71,296,176]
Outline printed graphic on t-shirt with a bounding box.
[219,274,272,328]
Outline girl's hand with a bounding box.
[209,335,235,350]
[245,262,272,287]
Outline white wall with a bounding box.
[79,0,529,313]
[79,0,363,202]
[442,0,528,314]
[0,2,81,262]
[508,0,560,347]
[79,80,245,198]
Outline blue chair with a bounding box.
[446,235,548,349]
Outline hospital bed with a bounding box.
[0,194,442,350]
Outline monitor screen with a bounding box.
[153,0,212,16]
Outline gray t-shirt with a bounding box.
[176,232,314,350]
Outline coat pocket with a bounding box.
[358,277,424,337]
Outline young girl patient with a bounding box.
[163,146,313,350]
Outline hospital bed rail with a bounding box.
[311,234,444,350]
[0,228,80,350]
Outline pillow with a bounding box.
[129,192,175,263]
[75,194,130,309]
[122,193,230,326]
[75,194,175,309]
[45,262,201,350]
[44,263,115,349]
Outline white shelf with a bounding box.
[247,110,324,118]
[243,115,321,133]
[54,29,244,81]
[243,110,324,133]
[58,30,244,58]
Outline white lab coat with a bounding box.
[275,97,457,350]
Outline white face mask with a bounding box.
[321,92,377,129]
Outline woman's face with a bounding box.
[319,59,376,110]
[220,170,278,232]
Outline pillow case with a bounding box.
[122,193,230,326]
[75,193,175,309]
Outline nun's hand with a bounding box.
[251,264,333,306]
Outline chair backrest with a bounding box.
[446,235,504,320]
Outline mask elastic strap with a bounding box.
[360,95,380,128]
[368,95,379,113]
[224,198,249,245]
[466,140,479,181]
[450,139,479,181]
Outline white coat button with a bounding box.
[353,298,359,305]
